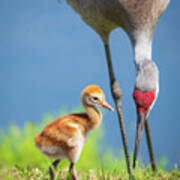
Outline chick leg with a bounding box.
[49,159,60,180]
[69,162,78,180]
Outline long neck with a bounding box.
[82,100,102,130]
[131,30,153,68]
[130,30,159,93]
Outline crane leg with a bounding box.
[104,43,132,176]
[145,118,157,171]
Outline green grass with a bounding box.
[0,108,180,180]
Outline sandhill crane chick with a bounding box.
[34,85,113,180]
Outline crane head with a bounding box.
[132,60,159,168]
[133,89,156,116]
[133,60,159,116]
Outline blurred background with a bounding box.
[0,0,179,170]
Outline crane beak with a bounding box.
[100,101,114,111]
[133,113,146,168]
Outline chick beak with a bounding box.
[100,101,114,111]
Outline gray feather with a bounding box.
[135,60,159,92]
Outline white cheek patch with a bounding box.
[84,95,94,106]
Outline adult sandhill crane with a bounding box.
[62,0,170,175]
[35,85,113,180]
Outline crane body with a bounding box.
[62,0,170,175]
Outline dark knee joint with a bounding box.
[52,159,60,168]
[111,81,122,101]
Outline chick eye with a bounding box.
[92,96,99,101]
